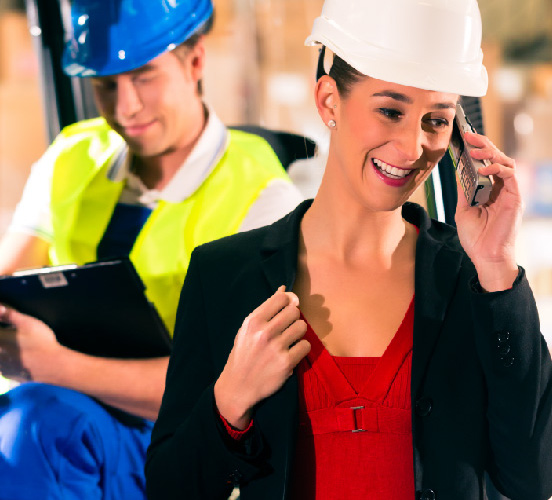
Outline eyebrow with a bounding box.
[130,64,155,75]
[372,91,456,110]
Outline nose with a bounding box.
[394,125,426,162]
[115,78,142,122]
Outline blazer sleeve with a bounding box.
[471,268,552,499]
[145,249,266,500]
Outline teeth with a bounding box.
[373,159,411,179]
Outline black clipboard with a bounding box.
[0,258,171,358]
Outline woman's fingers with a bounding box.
[251,286,288,320]
[288,339,311,369]
[477,162,516,180]
[279,317,307,348]
[241,286,301,339]
[465,131,516,168]
[463,131,496,149]
[248,286,298,324]
[265,302,301,340]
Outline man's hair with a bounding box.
[172,13,215,96]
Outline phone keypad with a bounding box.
[458,155,476,200]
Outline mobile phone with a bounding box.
[447,102,492,207]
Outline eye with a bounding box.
[427,118,449,128]
[135,75,151,84]
[133,71,156,85]
[91,79,117,93]
[378,108,403,120]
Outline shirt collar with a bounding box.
[109,105,229,203]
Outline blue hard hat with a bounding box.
[62,0,214,77]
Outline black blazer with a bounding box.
[146,200,552,500]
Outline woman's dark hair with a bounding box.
[317,46,364,98]
[329,55,364,97]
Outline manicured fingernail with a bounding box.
[287,292,299,306]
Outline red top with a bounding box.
[288,299,415,499]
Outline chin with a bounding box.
[126,141,161,158]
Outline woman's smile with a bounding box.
[371,157,416,187]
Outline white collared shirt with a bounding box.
[9,107,304,240]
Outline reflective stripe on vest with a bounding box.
[49,117,290,334]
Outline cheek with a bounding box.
[428,145,449,164]
[92,90,112,116]
[416,165,436,185]
[427,132,452,163]
[139,84,165,111]
[342,116,383,154]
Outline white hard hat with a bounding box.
[305,0,488,97]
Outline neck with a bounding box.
[301,175,414,269]
[133,104,207,191]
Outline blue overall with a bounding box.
[0,205,155,499]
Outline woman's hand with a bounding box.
[214,286,310,430]
[455,132,522,292]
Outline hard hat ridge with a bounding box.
[63,0,214,77]
[305,0,488,97]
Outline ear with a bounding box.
[314,75,339,128]
[188,37,206,81]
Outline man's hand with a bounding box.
[214,286,310,430]
[0,305,67,383]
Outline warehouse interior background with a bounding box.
[0,0,551,380]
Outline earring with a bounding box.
[328,119,336,129]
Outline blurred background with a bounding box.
[0,0,551,349]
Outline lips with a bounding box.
[372,158,413,179]
[371,158,416,187]
[121,121,155,137]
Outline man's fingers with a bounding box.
[0,305,16,329]
[0,304,10,322]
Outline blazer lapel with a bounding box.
[404,203,465,393]
[260,199,312,293]
[249,200,312,499]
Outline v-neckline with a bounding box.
[300,297,414,404]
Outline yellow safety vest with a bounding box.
[48,117,290,335]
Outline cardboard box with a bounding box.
[255,0,319,71]
[0,80,47,224]
[531,64,552,99]
[480,41,503,150]
[0,11,39,82]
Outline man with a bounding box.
[0,0,305,498]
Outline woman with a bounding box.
[146,1,552,498]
